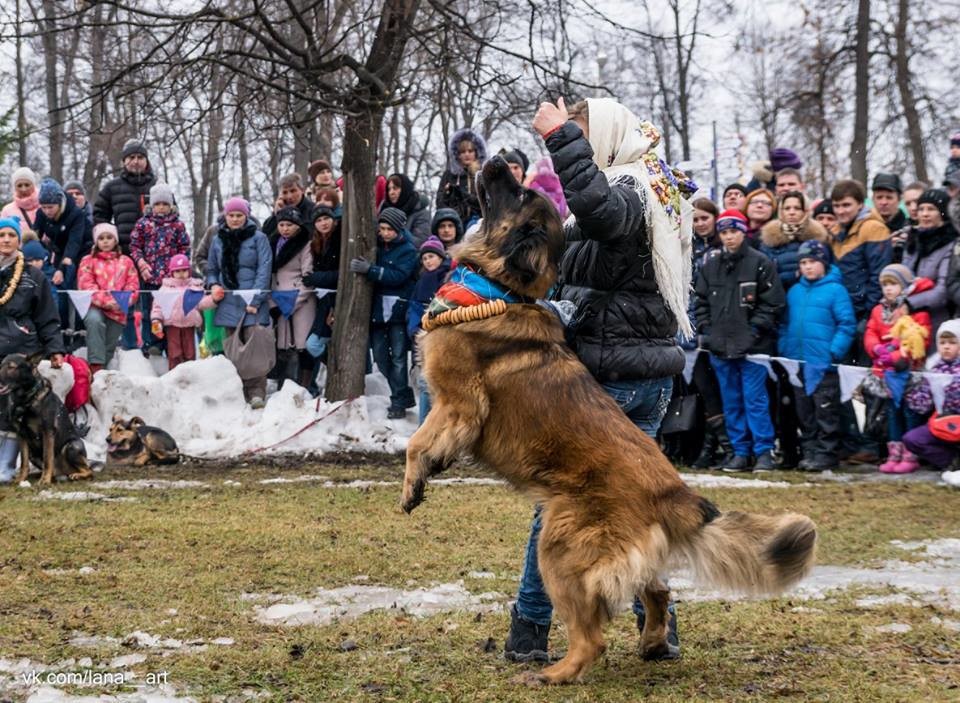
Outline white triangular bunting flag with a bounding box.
[772,356,804,388]
[381,295,400,321]
[151,290,180,319]
[66,290,93,319]
[838,365,869,403]
[746,354,776,382]
[682,350,699,384]
[235,289,258,306]
[926,372,954,414]
[314,288,336,298]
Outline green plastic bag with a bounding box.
[202,307,226,356]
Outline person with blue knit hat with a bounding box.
[779,239,857,471]
[34,177,88,290]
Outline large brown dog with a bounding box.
[400,156,817,685]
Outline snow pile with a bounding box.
[942,470,960,488]
[251,582,504,627]
[680,474,807,489]
[82,353,419,460]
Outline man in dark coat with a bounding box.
[262,173,315,238]
[93,139,158,255]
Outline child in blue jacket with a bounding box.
[778,240,857,470]
[349,207,418,419]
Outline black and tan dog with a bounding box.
[106,416,180,466]
[400,157,817,685]
[0,353,92,484]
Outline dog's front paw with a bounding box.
[511,671,547,687]
[400,479,426,514]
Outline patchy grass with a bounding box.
[0,458,958,701]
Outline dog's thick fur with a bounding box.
[0,353,92,484]
[400,157,817,685]
[107,415,180,466]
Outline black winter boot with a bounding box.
[691,421,719,469]
[713,419,735,469]
[637,607,681,660]
[504,605,550,663]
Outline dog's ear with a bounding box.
[112,414,123,424]
[129,416,145,427]
[25,353,43,368]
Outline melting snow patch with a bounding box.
[106,654,147,669]
[86,354,417,459]
[25,684,196,702]
[869,623,913,634]
[467,571,497,579]
[43,567,97,577]
[34,492,136,503]
[679,474,807,489]
[67,632,234,654]
[258,475,329,485]
[930,616,960,632]
[95,480,208,491]
[253,582,504,627]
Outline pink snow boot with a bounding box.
[879,441,903,473]
[891,447,920,473]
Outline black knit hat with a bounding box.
[276,206,303,226]
[378,207,407,234]
[723,183,747,198]
[812,199,834,217]
[917,188,950,220]
[501,148,530,174]
[871,172,902,194]
[312,205,335,221]
[121,139,148,160]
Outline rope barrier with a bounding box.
[241,396,357,455]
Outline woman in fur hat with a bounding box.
[435,128,487,228]
[759,191,829,291]
[381,173,431,247]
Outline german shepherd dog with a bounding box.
[106,415,180,466]
[400,157,817,685]
[0,353,92,484]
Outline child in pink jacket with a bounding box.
[150,254,222,370]
[77,223,140,375]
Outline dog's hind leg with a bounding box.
[39,431,56,485]
[14,440,30,484]
[400,386,488,514]
[517,550,608,685]
[637,577,675,661]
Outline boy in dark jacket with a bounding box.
[406,236,451,424]
[349,207,418,419]
[695,209,785,471]
[778,241,856,471]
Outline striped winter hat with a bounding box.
[879,263,914,288]
[716,208,749,233]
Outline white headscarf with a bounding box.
[585,98,696,338]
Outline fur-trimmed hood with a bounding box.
[446,128,488,176]
[759,217,828,249]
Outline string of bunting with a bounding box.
[56,288,403,322]
[681,350,958,415]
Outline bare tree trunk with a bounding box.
[82,2,110,193]
[850,0,870,183]
[893,0,927,182]
[15,0,28,164]
[238,117,250,198]
[326,0,421,402]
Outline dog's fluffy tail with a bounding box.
[676,510,817,595]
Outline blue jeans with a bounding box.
[710,356,775,457]
[418,374,432,425]
[370,323,414,411]
[515,376,674,625]
[888,403,922,442]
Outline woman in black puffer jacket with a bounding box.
[0,217,65,483]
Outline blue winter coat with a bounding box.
[205,221,273,328]
[778,265,856,365]
[365,230,417,325]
